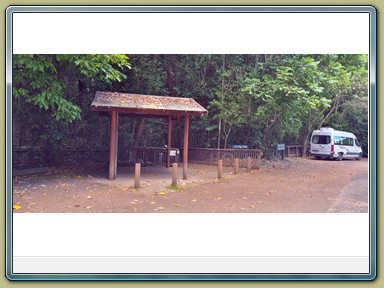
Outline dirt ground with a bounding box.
[12,157,369,213]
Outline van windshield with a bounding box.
[312,135,331,144]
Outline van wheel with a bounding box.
[356,153,362,160]
[315,156,321,160]
[335,153,343,161]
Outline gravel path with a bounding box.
[12,157,369,213]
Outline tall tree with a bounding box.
[210,55,247,148]
[13,54,131,122]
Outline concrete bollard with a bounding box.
[134,163,141,189]
[218,159,223,179]
[234,158,239,175]
[172,163,178,186]
[247,156,252,172]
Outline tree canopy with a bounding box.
[12,54,369,165]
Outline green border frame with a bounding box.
[1,1,379,284]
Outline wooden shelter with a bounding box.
[91,91,208,180]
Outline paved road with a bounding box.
[327,167,369,213]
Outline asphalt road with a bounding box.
[327,166,369,212]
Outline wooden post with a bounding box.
[167,116,172,168]
[172,163,178,186]
[247,156,252,172]
[183,114,189,180]
[134,163,141,189]
[115,113,119,177]
[109,110,117,180]
[256,150,261,170]
[234,158,239,175]
[218,159,223,179]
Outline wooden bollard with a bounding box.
[172,163,178,186]
[247,156,252,172]
[218,159,223,179]
[134,163,141,189]
[256,151,261,170]
[234,158,239,175]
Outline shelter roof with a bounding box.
[91,91,208,118]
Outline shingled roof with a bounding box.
[91,91,208,117]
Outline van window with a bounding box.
[334,136,354,146]
[312,135,331,144]
[354,138,361,147]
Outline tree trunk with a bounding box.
[319,98,340,128]
[302,109,313,157]
[218,55,225,149]
[224,133,229,149]
[132,118,145,162]
[223,123,232,149]
[217,119,221,149]
[133,118,145,149]
[166,55,177,97]
[302,137,309,157]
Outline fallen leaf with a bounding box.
[216,197,222,200]
[86,195,93,199]
[76,175,82,179]
[13,205,22,210]
[86,206,92,209]
[159,192,167,195]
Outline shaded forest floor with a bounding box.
[12,158,368,213]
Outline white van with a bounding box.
[310,127,363,161]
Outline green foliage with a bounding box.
[13,54,369,165]
[13,54,130,122]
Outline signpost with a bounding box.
[275,143,286,160]
[231,145,249,149]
